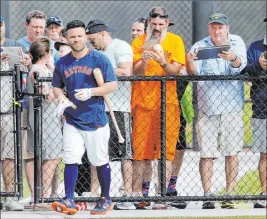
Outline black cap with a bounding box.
[54,41,69,51]
[209,13,228,25]
[264,18,267,22]
[85,20,115,34]
[47,16,63,27]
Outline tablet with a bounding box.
[0,47,28,72]
[195,45,231,60]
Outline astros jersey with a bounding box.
[52,50,117,131]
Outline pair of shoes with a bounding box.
[3,198,24,211]
[166,188,178,196]
[134,201,151,209]
[221,200,234,209]
[152,202,168,210]
[90,197,113,215]
[254,200,266,208]
[202,201,215,209]
[169,200,187,209]
[51,198,77,215]
[114,202,136,210]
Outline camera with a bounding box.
[264,51,267,59]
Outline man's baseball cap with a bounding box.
[54,40,70,51]
[46,16,63,27]
[85,20,115,34]
[208,13,228,25]
[0,17,3,23]
[264,17,267,22]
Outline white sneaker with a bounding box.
[4,198,24,211]
[254,200,267,208]
[114,202,136,210]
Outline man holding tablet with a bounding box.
[186,13,247,209]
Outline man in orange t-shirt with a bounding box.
[131,7,185,201]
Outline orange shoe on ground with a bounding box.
[51,198,77,215]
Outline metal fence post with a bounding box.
[33,72,42,204]
[14,64,23,197]
[160,79,166,196]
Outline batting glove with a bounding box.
[74,88,93,101]
[55,94,77,117]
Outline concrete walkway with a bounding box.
[1,203,266,219]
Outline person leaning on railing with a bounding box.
[241,17,267,209]
[186,13,247,209]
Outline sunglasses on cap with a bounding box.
[134,18,146,23]
[48,16,61,22]
[149,12,168,19]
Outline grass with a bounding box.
[217,170,261,196]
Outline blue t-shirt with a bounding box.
[52,49,117,131]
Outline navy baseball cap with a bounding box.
[85,20,115,34]
[0,17,3,22]
[208,13,228,25]
[46,16,63,27]
[54,40,70,51]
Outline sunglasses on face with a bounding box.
[134,18,146,23]
[149,12,168,19]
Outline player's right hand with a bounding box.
[55,95,77,117]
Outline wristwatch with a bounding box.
[160,63,168,68]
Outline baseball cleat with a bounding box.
[90,197,113,215]
[51,198,77,215]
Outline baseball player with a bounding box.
[51,20,117,215]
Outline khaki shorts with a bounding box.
[196,111,243,158]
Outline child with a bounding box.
[54,41,71,58]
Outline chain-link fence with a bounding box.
[9,73,264,208]
[0,69,266,210]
